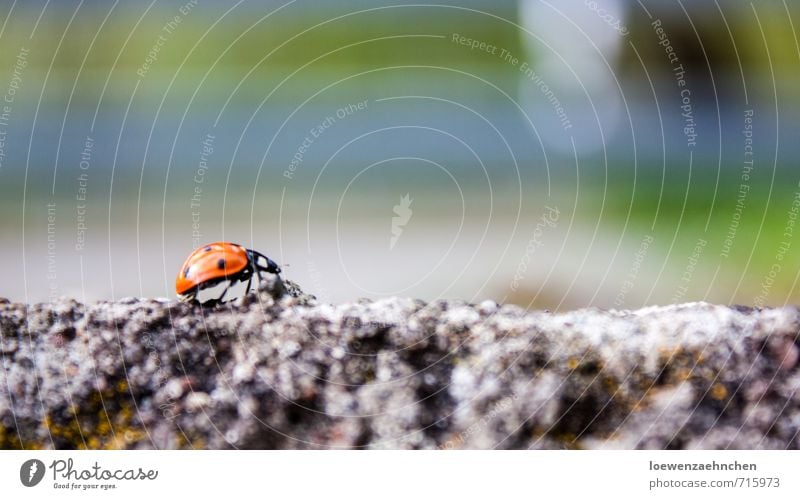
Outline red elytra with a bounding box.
[176,242,281,304]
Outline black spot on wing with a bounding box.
[217,258,226,270]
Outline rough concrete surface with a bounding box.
[1,276,799,449]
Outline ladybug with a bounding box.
[176,242,281,304]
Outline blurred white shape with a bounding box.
[518,0,627,154]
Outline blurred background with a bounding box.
[0,0,798,309]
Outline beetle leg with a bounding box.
[217,282,230,303]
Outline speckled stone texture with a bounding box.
[1,277,799,449]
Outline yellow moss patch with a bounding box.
[710,383,728,401]
[677,368,692,382]
[37,389,147,449]
[0,424,24,449]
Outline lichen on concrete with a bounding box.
[1,277,799,449]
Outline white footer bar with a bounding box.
[1,451,797,497]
